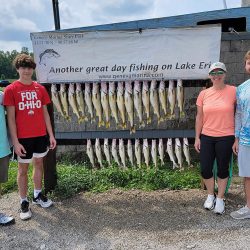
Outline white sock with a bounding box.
[34,189,42,198]
[216,197,224,203]
[20,197,28,204]
[208,194,215,199]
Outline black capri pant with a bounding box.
[200,134,235,179]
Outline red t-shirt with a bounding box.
[3,80,51,139]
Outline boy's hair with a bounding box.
[13,54,36,69]
[244,50,250,63]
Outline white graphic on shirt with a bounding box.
[18,91,41,115]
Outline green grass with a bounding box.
[2,160,201,199]
[1,159,238,200]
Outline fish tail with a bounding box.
[90,117,95,123]
[105,121,110,128]
[180,111,185,119]
[146,117,151,124]
[65,115,71,122]
[139,121,145,128]
[129,126,135,134]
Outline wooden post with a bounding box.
[43,85,57,193]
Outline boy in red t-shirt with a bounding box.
[3,54,56,220]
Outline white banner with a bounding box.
[30,26,221,83]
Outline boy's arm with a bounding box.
[6,106,26,156]
[43,105,57,149]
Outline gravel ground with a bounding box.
[1,182,250,250]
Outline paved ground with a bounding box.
[1,182,250,250]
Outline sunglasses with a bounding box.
[209,70,225,76]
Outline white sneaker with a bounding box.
[204,194,216,210]
[20,201,32,220]
[214,198,225,215]
[230,206,250,220]
[32,192,53,208]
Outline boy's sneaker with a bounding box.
[204,194,216,210]
[32,192,53,208]
[230,206,250,220]
[20,201,32,220]
[213,198,225,215]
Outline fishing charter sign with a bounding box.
[30,25,221,83]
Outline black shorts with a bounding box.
[18,135,49,163]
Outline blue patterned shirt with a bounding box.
[235,79,250,145]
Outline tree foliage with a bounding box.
[0,47,34,80]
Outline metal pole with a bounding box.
[52,0,61,30]
[222,0,228,9]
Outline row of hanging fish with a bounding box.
[51,80,185,133]
[86,137,193,170]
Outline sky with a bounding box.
[0,0,242,52]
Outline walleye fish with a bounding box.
[158,80,168,119]
[117,82,126,129]
[151,139,158,169]
[87,139,96,169]
[125,81,135,134]
[133,80,145,128]
[119,139,126,168]
[92,83,104,127]
[84,83,95,123]
[101,82,110,128]
[142,81,151,124]
[76,83,87,121]
[150,80,163,124]
[127,139,134,166]
[175,138,183,170]
[135,139,142,168]
[166,138,179,169]
[168,80,176,119]
[51,84,66,119]
[158,138,165,166]
[59,83,70,121]
[143,139,150,168]
[68,83,83,123]
[111,139,120,166]
[103,138,111,165]
[95,138,103,168]
[183,138,193,167]
[108,82,119,126]
[177,79,185,118]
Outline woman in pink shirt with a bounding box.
[195,62,236,215]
